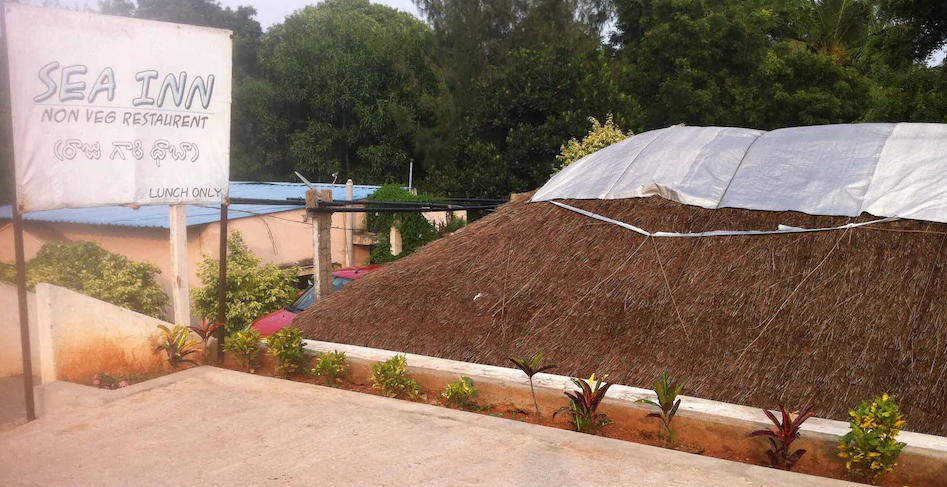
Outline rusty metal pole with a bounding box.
[215,203,228,360]
[11,208,35,421]
[2,0,36,422]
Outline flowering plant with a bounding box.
[92,372,135,390]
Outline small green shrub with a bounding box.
[266,327,308,378]
[554,374,613,435]
[192,232,300,334]
[313,350,348,386]
[371,354,420,398]
[442,376,478,408]
[154,325,201,370]
[636,372,685,446]
[838,394,906,480]
[508,349,556,423]
[224,328,263,373]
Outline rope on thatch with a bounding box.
[732,227,851,368]
[650,237,689,340]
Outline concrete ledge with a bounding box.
[300,339,947,487]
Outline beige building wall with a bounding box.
[0,206,457,319]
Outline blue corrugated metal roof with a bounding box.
[0,182,381,228]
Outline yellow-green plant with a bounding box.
[554,114,630,172]
[153,325,200,370]
[313,350,348,386]
[224,328,263,373]
[838,394,906,480]
[266,327,308,378]
[371,355,420,398]
[442,376,478,408]
[636,372,685,446]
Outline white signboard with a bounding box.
[4,4,232,212]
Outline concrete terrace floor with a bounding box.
[0,367,859,487]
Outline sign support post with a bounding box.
[215,203,228,360]
[170,205,190,326]
[11,208,36,422]
[2,0,36,422]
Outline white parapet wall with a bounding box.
[299,338,947,487]
[34,283,170,385]
[0,282,39,379]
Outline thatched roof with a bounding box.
[295,195,947,435]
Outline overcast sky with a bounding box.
[53,0,947,63]
[217,0,422,27]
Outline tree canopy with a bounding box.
[2,0,947,207]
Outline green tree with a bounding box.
[192,231,299,334]
[867,0,947,66]
[415,0,641,197]
[612,0,872,130]
[1,241,168,318]
[239,0,438,184]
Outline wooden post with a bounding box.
[345,179,354,267]
[307,189,333,300]
[214,203,228,360]
[169,205,190,326]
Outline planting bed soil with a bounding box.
[216,358,913,487]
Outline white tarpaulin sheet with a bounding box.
[532,123,947,224]
[5,4,232,212]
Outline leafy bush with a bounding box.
[266,327,308,378]
[555,115,629,172]
[313,350,348,386]
[747,404,815,471]
[442,376,478,408]
[555,374,613,435]
[224,328,263,373]
[154,325,201,370]
[371,354,420,398]
[636,372,685,446]
[1,241,168,317]
[192,232,300,334]
[366,184,439,264]
[838,394,907,480]
[508,349,556,423]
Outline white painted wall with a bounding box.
[34,284,171,384]
[0,282,39,379]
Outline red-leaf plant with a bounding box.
[189,319,225,350]
[554,374,613,435]
[747,404,816,471]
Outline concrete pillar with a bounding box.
[307,189,334,300]
[169,205,190,326]
[345,179,354,268]
[390,224,402,256]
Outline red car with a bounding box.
[250,264,383,336]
